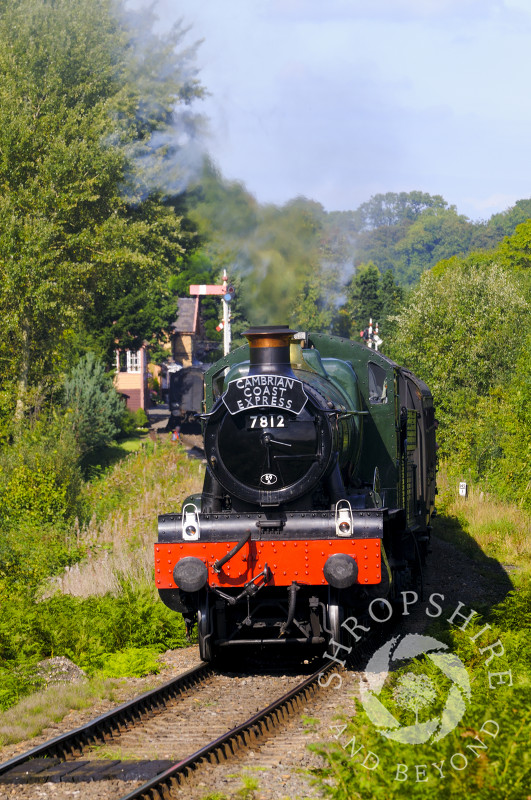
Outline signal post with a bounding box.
[189,269,234,356]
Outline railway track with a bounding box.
[0,657,335,800]
[0,661,213,788]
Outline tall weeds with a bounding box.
[52,439,204,597]
[435,464,531,572]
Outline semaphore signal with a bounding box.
[189,268,232,355]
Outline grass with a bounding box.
[82,431,149,475]
[0,677,128,746]
[49,437,204,598]
[199,772,262,800]
[434,466,531,577]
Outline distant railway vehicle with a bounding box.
[168,366,205,423]
[156,326,437,660]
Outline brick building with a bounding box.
[114,346,150,413]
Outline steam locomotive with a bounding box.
[155,327,437,661]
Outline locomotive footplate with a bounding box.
[156,509,386,589]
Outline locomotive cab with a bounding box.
[155,327,436,661]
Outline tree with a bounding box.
[0,0,204,414]
[291,267,343,332]
[355,192,448,230]
[393,207,475,285]
[488,199,531,239]
[379,269,404,339]
[446,328,531,509]
[387,256,528,456]
[497,219,531,272]
[349,192,507,287]
[343,263,383,337]
[63,353,125,455]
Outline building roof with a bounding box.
[172,297,200,334]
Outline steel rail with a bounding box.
[0,661,213,778]
[117,660,335,800]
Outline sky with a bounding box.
[134,0,531,221]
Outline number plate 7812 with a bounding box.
[246,414,286,430]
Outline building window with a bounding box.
[126,349,142,373]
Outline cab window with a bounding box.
[368,362,388,404]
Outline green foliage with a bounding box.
[3,467,68,525]
[346,193,504,287]
[447,378,531,510]
[189,158,259,241]
[63,352,125,455]
[0,390,16,445]
[0,521,84,593]
[292,266,343,332]
[313,585,531,799]
[387,258,527,432]
[236,775,260,800]
[86,646,162,678]
[387,239,530,507]
[0,583,188,707]
[0,432,202,709]
[118,409,140,438]
[497,218,531,272]
[116,406,150,438]
[354,191,449,229]
[392,206,477,285]
[0,0,204,407]
[0,414,83,529]
[340,263,403,339]
[189,185,514,339]
[0,662,44,712]
[189,167,329,325]
[241,197,327,324]
[488,199,531,239]
[342,262,383,337]
[133,408,149,428]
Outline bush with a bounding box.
[0,522,85,592]
[118,408,138,437]
[0,414,83,528]
[118,407,149,437]
[0,582,188,708]
[0,663,43,712]
[87,646,161,678]
[133,408,149,428]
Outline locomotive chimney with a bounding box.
[244,326,297,377]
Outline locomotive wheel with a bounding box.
[197,593,214,662]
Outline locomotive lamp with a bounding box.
[182,503,200,541]
[335,499,354,537]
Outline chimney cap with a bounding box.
[243,325,297,337]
